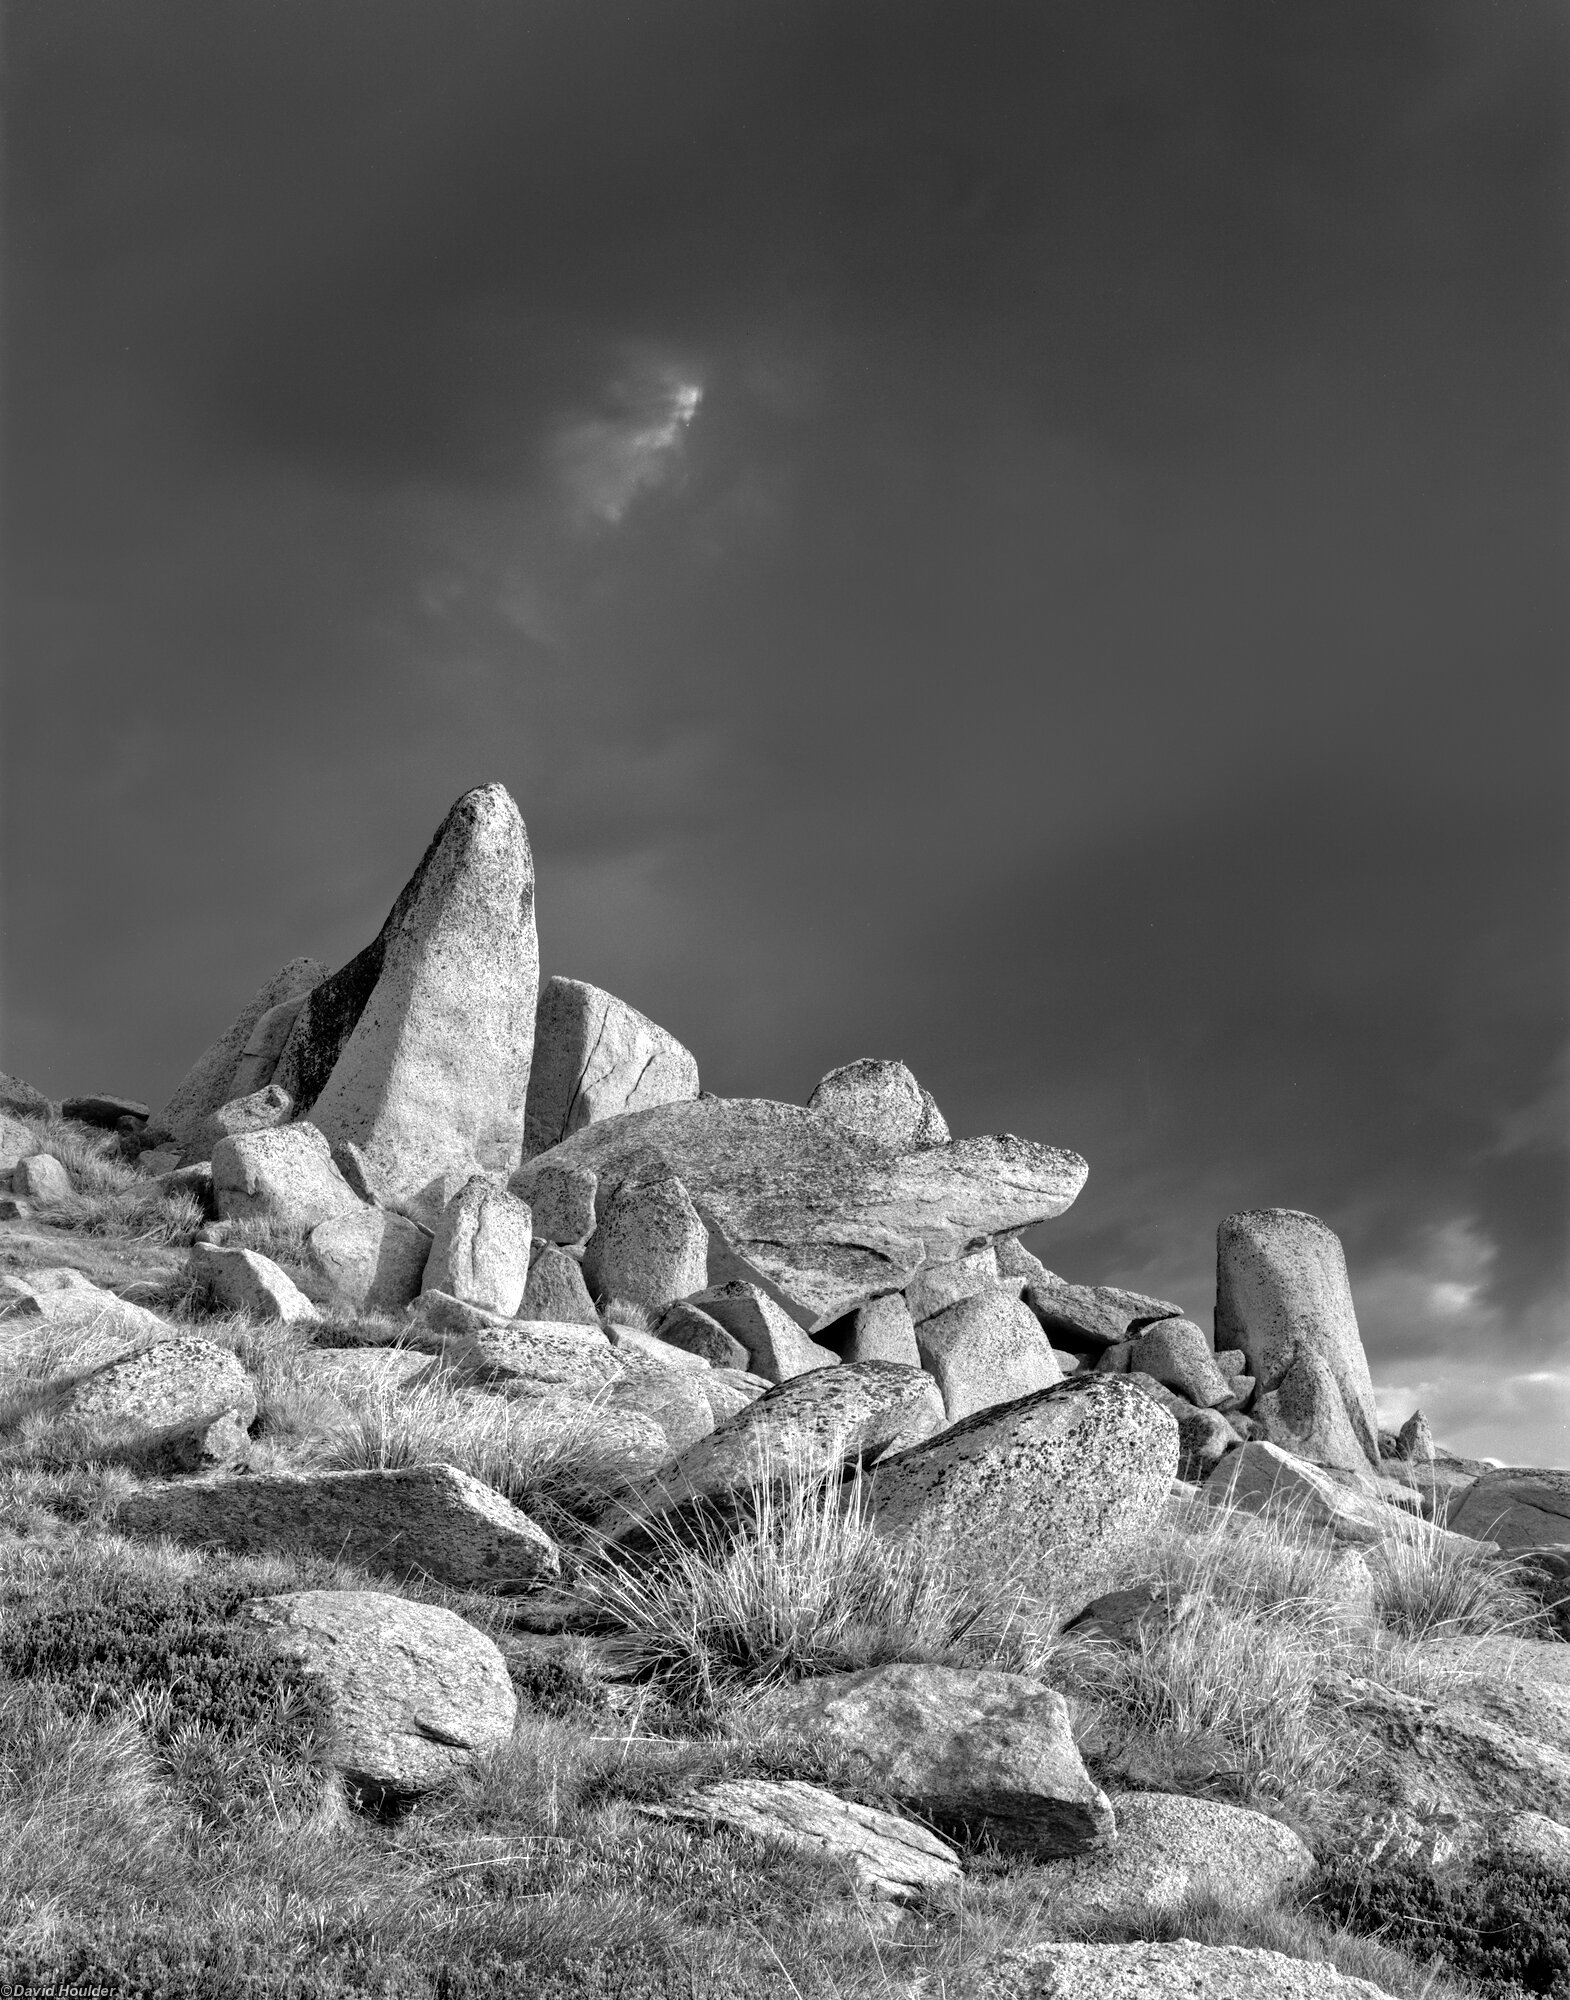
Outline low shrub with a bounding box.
[0,1557,329,1782]
[1316,1854,1570,1997]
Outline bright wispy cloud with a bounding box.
[552,365,703,527]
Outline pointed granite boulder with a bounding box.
[277,785,539,1210]
[513,1096,1088,1333]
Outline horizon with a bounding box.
[3,1,1566,1464]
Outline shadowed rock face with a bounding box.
[281,785,539,1207]
[114,1464,559,1590]
[154,957,326,1157]
[747,1663,1114,1858]
[512,1096,1088,1331]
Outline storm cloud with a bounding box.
[3,0,1565,1459]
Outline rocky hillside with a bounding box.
[2,781,1568,2000]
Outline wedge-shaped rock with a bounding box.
[844,1293,920,1367]
[995,1237,1056,1286]
[279,785,539,1208]
[906,1245,1005,1324]
[245,1590,517,1801]
[527,1162,598,1247]
[747,1663,1112,1857]
[422,1177,531,1316]
[513,1097,1087,1333]
[607,1362,944,1532]
[654,1299,751,1371]
[188,1243,320,1325]
[200,1083,296,1155]
[639,1778,959,1903]
[52,1333,256,1464]
[684,1280,838,1383]
[152,958,325,1157]
[978,1940,1392,1999]
[524,976,698,1157]
[12,1153,71,1202]
[701,1371,767,1425]
[0,1114,37,1172]
[1216,1209,1378,1470]
[868,1378,1177,1609]
[1449,1468,1570,1550]
[212,1123,364,1232]
[1130,1384,1236,1483]
[0,1072,51,1119]
[808,1058,929,1151]
[1023,1280,1183,1353]
[522,1244,600,1325]
[915,1287,1062,1420]
[1128,1318,1234,1409]
[0,1268,172,1370]
[308,1207,432,1315]
[1207,1440,1475,1548]
[427,1306,623,1398]
[583,1161,708,1312]
[116,1464,559,1589]
[1033,1791,1312,1927]
[605,1323,711,1372]
[605,1357,714,1456]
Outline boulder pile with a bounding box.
[7,781,1523,1547]
[5,775,1568,1986]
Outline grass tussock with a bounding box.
[1050,1490,1531,1816]
[1364,1527,1545,1643]
[319,1375,647,1530]
[599,1297,658,1333]
[572,1445,1128,1718]
[7,1114,203,1244]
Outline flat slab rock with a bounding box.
[972,1941,1396,2000]
[114,1463,559,1591]
[512,1096,1087,1332]
[245,1589,517,1800]
[639,1777,960,1902]
[1207,1441,1474,1550]
[744,1662,1112,1857]
[0,1267,174,1369]
[1449,1468,1570,1550]
[1033,1791,1313,1925]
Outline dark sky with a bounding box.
[4,1,1566,1460]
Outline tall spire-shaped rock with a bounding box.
[280,784,538,1209]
